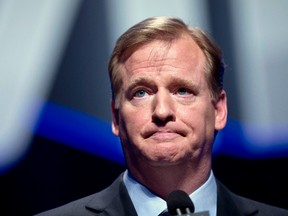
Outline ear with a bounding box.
[111,100,120,136]
[214,90,227,130]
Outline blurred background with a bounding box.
[1,0,288,215]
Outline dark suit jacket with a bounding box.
[36,173,288,216]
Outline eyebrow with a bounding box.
[126,77,156,93]
[126,76,200,94]
[171,77,199,88]
[168,77,201,96]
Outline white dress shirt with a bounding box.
[123,170,217,216]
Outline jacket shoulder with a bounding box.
[217,181,288,216]
[35,173,135,216]
[34,193,97,216]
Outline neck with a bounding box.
[128,158,211,200]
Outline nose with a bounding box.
[152,91,175,125]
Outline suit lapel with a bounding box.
[216,181,258,216]
[83,174,262,216]
[85,173,137,216]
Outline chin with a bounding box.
[148,159,185,168]
[146,152,188,166]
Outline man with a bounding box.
[36,17,288,216]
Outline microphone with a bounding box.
[166,190,210,216]
[167,190,194,215]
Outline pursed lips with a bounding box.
[143,128,186,141]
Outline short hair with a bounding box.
[108,16,224,106]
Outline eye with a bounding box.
[177,88,190,95]
[134,89,148,98]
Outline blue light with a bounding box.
[34,101,125,164]
[34,101,288,164]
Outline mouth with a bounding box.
[143,128,186,141]
[150,131,180,141]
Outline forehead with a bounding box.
[120,35,206,78]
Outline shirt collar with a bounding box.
[123,170,217,216]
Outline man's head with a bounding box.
[109,16,224,108]
[108,17,227,175]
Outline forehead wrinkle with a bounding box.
[124,36,205,72]
[125,53,188,75]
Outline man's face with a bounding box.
[111,36,227,168]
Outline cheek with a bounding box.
[119,107,150,136]
[180,105,216,134]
